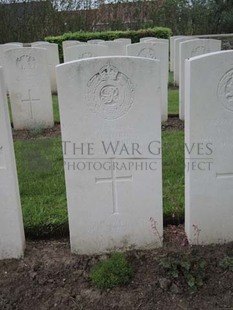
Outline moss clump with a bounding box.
[90,252,133,289]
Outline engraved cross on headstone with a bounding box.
[21,89,40,119]
[216,172,233,179]
[95,159,132,215]
[0,145,4,168]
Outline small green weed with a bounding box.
[219,256,233,271]
[29,126,45,137]
[90,253,133,289]
[160,253,206,290]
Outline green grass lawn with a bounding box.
[168,72,179,115]
[168,71,173,85]
[162,130,184,222]
[15,137,67,238]
[168,89,179,115]
[13,85,182,238]
[53,95,60,123]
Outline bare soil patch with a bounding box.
[0,226,232,310]
[162,117,184,131]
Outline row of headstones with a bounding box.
[62,37,169,62]
[170,36,223,120]
[1,50,233,259]
[64,36,220,124]
[3,38,170,130]
[1,38,168,96]
[3,36,227,130]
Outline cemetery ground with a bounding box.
[1,85,232,309]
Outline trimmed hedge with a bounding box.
[45,27,172,62]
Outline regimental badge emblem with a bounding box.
[218,69,233,112]
[191,46,209,57]
[86,64,134,120]
[81,52,92,59]
[16,55,37,70]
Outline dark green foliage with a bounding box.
[160,253,206,290]
[45,27,172,62]
[219,256,233,271]
[0,0,56,43]
[1,0,233,45]
[29,126,45,137]
[90,253,133,289]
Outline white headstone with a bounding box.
[65,44,108,62]
[0,44,22,92]
[31,43,60,93]
[56,57,163,254]
[87,39,105,44]
[5,42,23,46]
[31,41,51,46]
[185,51,233,244]
[173,37,193,85]
[127,42,168,121]
[62,40,83,62]
[179,39,221,120]
[0,44,22,68]
[100,41,127,56]
[5,48,54,130]
[114,38,132,44]
[0,67,25,259]
[144,38,169,45]
[140,37,156,42]
[62,40,82,49]
[169,36,185,72]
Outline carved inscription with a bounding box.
[137,48,157,59]
[86,64,134,120]
[16,55,37,70]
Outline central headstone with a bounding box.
[56,57,163,254]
